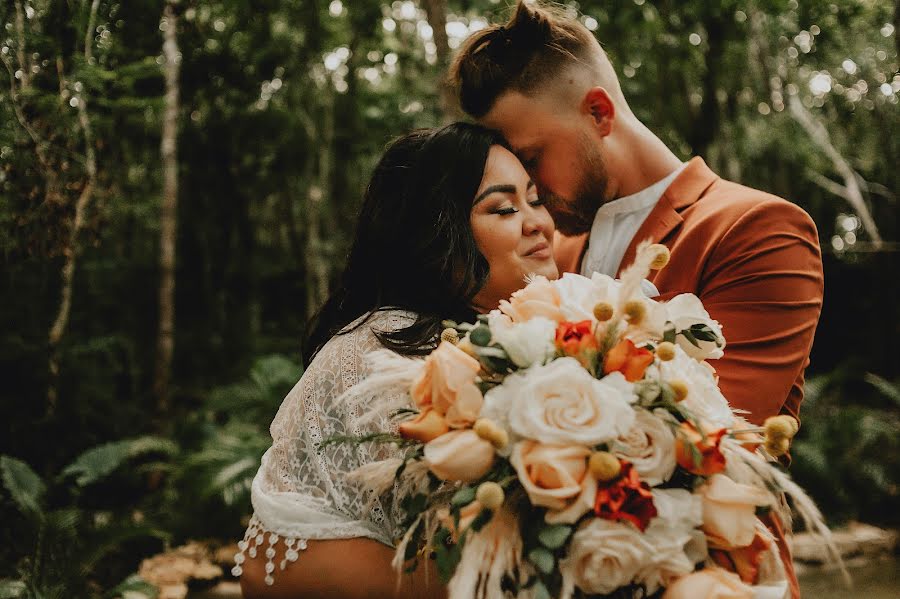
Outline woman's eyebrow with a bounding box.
[473,184,516,205]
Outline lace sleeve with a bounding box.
[233,310,418,585]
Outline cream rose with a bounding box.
[498,275,563,322]
[424,429,495,482]
[662,567,753,599]
[488,313,557,368]
[505,358,636,446]
[410,340,483,428]
[656,345,735,428]
[559,519,654,596]
[699,474,772,548]
[637,489,707,593]
[554,272,618,322]
[665,293,726,360]
[509,441,596,524]
[612,408,678,486]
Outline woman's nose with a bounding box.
[523,204,553,237]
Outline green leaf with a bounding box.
[0,455,46,516]
[678,329,701,348]
[527,547,555,576]
[537,524,572,550]
[61,436,177,487]
[450,486,476,508]
[686,323,721,344]
[434,528,463,583]
[0,580,26,599]
[102,574,158,599]
[663,324,676,344]
[469,508,494,533]
[864,373,900,408]
[469,325,491,347]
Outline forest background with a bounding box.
[0,0,897,596]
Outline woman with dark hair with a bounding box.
[237,122,557,599]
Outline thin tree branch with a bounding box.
[14,0,31,89]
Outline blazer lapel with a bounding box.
[616,157,719,276]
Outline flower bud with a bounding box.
[623,300,647,325]
[656,341,676,361]
[648,244,670,270]
[589,451,622,482]
[440,328,460,345]
[473,418,509,449]
[669,379,689,402]
[593,302,614,322]
[475,482,505,510]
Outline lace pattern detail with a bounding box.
[234,310,418,585]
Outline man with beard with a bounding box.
[449,1,823,431]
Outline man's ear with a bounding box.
[581,87,615,136]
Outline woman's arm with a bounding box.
[240,537,447,599]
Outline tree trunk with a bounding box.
[421,0,458,121]
[154,0,180,414]
[46,0,100,414]
[305,91,334,320]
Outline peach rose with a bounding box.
[398,408,449,443]
[510,441,596,524]
[699,474,771,548]
[498,275,564,322]
[410,341,483,428]
[662,567,753,599]
[424,429,495,482]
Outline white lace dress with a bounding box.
[233,309,418,585]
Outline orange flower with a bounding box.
[398,408,449,443]
[603,338,653,382]
[592,460,658,532]
[675,421,727,475]
[710,529,772,584]
[555,320,599,369]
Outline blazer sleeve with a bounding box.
[699,199,824,424]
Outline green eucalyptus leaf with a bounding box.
[451,486,476,508]
[537,524,572,550]
[527,547,556,576]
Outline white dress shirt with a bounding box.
[580,163,688,279]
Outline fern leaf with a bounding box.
[61,437,178,487]
[864,373,900,408]
[0,580,26,599]
[0,455,46,516]
[102,575,158,599]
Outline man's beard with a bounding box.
[548,137,609,236]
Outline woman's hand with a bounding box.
[240,537,447,599]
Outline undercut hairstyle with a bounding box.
[303,123,509,365]
[449,1,600,118]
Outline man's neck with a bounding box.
[607,120,684,200]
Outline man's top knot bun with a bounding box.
[506,0,553,50]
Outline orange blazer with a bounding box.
[555,158,823,599]
[554,157,824,425]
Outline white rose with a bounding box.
[665,294,726,360]
[637,490,707,594]
[611,408,678,486]
[554,272,619,322]
[559,519,653,596]
[488,313,556,368]
[655,345,735,428]
[506,358,636,446]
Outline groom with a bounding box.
[451,2,822,596]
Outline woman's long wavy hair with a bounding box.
[302,123,508,365]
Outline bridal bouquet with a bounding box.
[339,243,839,599]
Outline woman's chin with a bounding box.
[526,258,560,281]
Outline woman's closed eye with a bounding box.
[491,198,544,216]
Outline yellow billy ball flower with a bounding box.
[589,451,622,482]
[623,300,647,326]
[669,379,689,402]
[764,415,799,439]
[593,302,615,322]
[473,418,508,449]
[475,482,505,510]
[440,328,460,345]
[648,244,671,270]
[656,341,677,361]
[765,436,791,458]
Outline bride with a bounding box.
[238,122,558,599]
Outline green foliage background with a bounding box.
[0,0,897,595]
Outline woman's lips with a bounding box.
[524,241,552,260]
